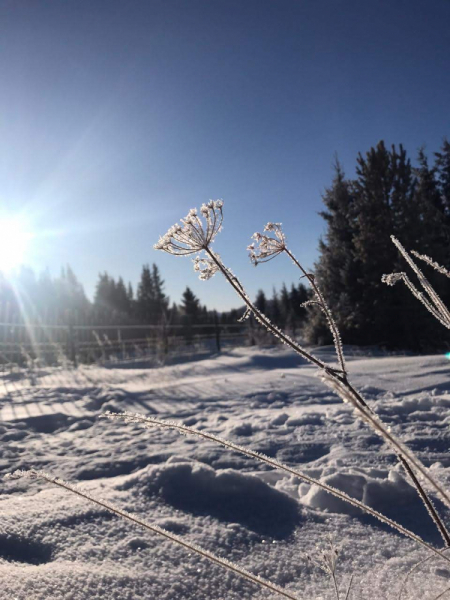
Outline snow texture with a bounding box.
[1,346,450,599]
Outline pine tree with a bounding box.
[181,286,201,323]
[181,286,201,344]
[279,283,291,329]
[435,139,450,215]
[290,283,309,327]
[310,142,450,350]
[151,264,169,324]
[270,287,281,325]
[115,277,130,315]
[306,161,361,345]
[136,265,155,324]
[254,289,267,314]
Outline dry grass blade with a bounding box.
[344,574,354,600]
[325,374,450,511]
[5,469,300,600]
[431,584,450,600]
[103,411,450,566]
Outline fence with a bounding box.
[0,317,253,369]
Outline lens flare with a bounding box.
[0,217,33,273]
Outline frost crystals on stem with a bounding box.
[248,223,286,265]
[383,236,450,330]
[250,221,347,377]
[154,200,223,260]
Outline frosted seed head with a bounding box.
[248,223,286,265]
[193,256,220,280]
[154,201,224,256]
[382,272,405,286]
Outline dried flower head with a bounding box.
[303,536,340,577]
[154,200,223,256]
[248,223,286,265]
[381,272,406,286]
[193,256,220,280]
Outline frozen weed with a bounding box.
[5,469,301,600]
[155,202,450,540]
[10,203,450,599]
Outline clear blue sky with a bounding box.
[0,0,449,310]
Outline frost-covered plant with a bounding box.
[103,411,449,560]
[383,237,450,595]
[12,207,450,600]
[303,537,353,600]
[155,202,450,550]
[5,469,300,600]
[383,236,450,330]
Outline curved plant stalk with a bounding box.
[325,374,450,542]
[397,549,450,600]
[411,251,450,279]
[282,247,346,377]
[431,584,450,600]
[5,469,300,600]
[103,411,450,566]
[155,204,450,548]
[344,574,354,600]
[383,237,450,329]
[279,244,450,546]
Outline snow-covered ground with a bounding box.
[1,346,450,599]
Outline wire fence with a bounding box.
[0,316,253,370]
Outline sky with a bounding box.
[0,0,449,311]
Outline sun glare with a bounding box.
[0,217,33,273]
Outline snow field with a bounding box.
[1,347,450,599]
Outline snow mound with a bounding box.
[119,458,300,538]
[300,468,417,516]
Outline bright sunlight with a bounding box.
[0,217,33,273]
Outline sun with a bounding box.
[0,217,33,273]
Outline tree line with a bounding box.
[308,139,450,351]
[1,138,448,350]
[0,260,311,331]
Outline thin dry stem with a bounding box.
[103,411,450,565]
[411,251,450,279]
[344,574,354,600]
[283,247,346,376]
[431,584,450,600]
[7,469,300,600]
[325,374,450,512]
[204,247,340,375]
[389,237,450,328]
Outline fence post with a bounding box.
[214,311,221,353]
[67,311,77,367]
[162,321,168,357]
[248,314,256,346]
[117,328,125,360]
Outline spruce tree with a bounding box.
[352,142,418,347]
[279,283,291,329]
[137,265,155,323]
[306,161,361,345]
[310,141,450,350]
[254,289,267,314]
[151,264,169,323]
[181,286,201,324]
[435,139,450,215]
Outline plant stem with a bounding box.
[283,247,346,377]
[205,248,337,374]
[205,246,450,545]
[21,470,301,600]
[105,412,450,566]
